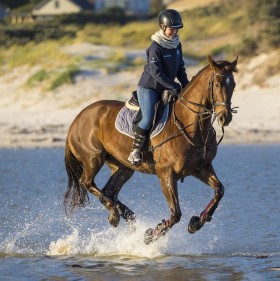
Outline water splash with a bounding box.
[2,147,279,259]
[47,221,169,258]
[1,190,222,258]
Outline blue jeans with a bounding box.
[137,86,160,131]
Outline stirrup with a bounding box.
[128,149,143,165]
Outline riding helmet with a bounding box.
[159,9,183,29]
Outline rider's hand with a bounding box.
[169,88,178,95]
[163,89,178,103]
[181,80,189,89]
[174,83,182,94]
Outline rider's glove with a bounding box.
[174,82,182,94]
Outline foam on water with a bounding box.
[47,228,215,258]
[45,209,222,258]
[1,204,220,258]
[47,221,169,258]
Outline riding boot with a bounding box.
[128,126,149,165]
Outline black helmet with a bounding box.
[159,9,183,29]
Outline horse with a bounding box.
[64,55,238,244]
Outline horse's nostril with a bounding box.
[218,116,229,127]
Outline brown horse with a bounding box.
[64,55,238,244]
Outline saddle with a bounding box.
[125,90,176,131]
[115,90,173,140]
[126,90,176,109]
[126,91,139,109]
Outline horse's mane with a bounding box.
[184,65,210,91]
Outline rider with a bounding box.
[128,9,189,165]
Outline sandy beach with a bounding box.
[0,44,279,148]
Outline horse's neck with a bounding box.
[178,67,211,117]
[172,68,212,139]
[183,67,211,106]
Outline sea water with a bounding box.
[0,145,279,280]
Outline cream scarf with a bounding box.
[151,29,180,49]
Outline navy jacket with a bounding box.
[138,41,189,93]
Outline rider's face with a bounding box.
[164,27,179,39]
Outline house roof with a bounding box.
[70,0,93,10]
[34,0,49,11]
[34,0,93,11]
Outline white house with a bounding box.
[32,0,94,16]
[95,0,150,16]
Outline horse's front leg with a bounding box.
[144,170,181,244]
[188,164,224,234]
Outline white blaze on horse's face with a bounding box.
[226,77,230,87]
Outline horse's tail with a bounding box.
[64,138,89,215]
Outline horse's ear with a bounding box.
[225,56,238,72]
[208,54,218,70]
[231,56,238,68]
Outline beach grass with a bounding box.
[1,0,278,90]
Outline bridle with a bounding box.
[151,71,238,152]
[207,72,238,144]
[209,73,234,109]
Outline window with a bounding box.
[54,0,60,8]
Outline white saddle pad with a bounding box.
[115,104,169,139]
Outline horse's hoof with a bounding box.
[144,228,154,245]
[188,216,202,234]
[144,220,170,244]
[206,215,212,222]
[108,212,120,228]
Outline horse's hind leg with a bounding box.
[102,162,136,223]
[188,164,224,234]
[79,154,121,228]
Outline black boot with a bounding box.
[128,126,148,165]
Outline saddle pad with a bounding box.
[115,104,169,139]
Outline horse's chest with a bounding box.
[178,145,216,175]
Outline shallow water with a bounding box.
[0,145,280,280]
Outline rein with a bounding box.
[151,72,238,152]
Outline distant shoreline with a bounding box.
[1,129,280,149]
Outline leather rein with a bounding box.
[151,72,238,152]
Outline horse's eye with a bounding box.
[216,83,219,87]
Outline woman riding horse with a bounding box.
[128,9,189,165]
[64,54,238,244]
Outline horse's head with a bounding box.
[208,55,238,127]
